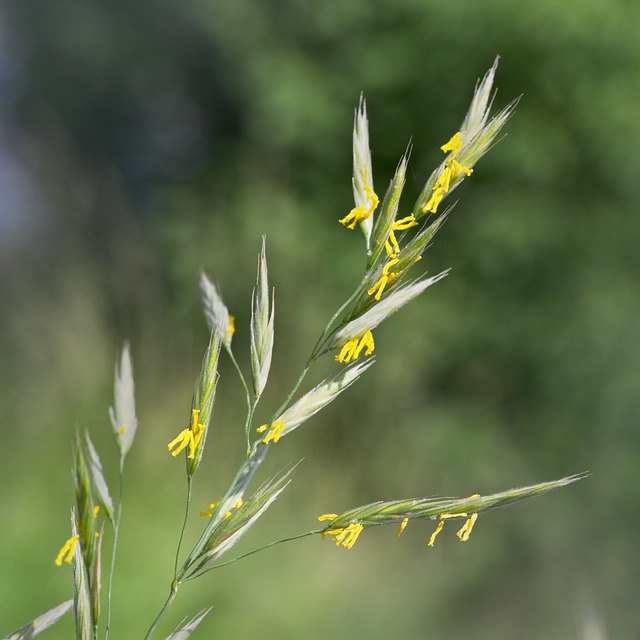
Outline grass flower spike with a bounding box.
[339,96,378,252]
[166,329,221,476]
[413,57,518,221]
[250,236,275,397]
[257,360,374,447]
[168,409,205,459]
[317,474,587,551]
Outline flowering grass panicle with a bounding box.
[3,59,586,640]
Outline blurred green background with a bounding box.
[1,0,638,638]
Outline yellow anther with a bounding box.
[385,214,419,257]
[340,168,379,229]
[55,535,80,566]
[318,514,338,521]
[440,131,462,154]
[325,523,364,550]
[335,330,375,363]
[257,420,285,445]
[428,520,445,547]
[367,258,400,301]
[423,131,473,215]
[396,517,409,537]
[456,513,478,542]
[168,409,205,459]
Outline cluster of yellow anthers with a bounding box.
[335,330,375,364]
[167,409,205,459]
[428,496,481,547]
[423,131,473,215]
[55,534,79,566]
[318,515,364,550]
[339,168,379,230]
[318,500,480,551]
[200,497,243,518]
[367,215,422,302]
[55,506,101,566]
[256,420,285,445]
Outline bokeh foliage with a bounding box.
[1,0,638,638]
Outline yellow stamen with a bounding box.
[422,187,445,215]
[428,520,445,547]
[116,426,126,435]
[440,131,462,154]
[323,523,364,550]
[167,429,191,457]
[335,330,375,363]
[200,499,221,517]
[55,535,80,566]
[258,420,285,445]
[367,258,400,301]
[339,168,379,229]
[456,513,478,542]
[385,215,419,257]
[423,131,474,215]
[451,160,473,177]
[318,513,338,521]
[168,409,205,459]
[93,506,100,518]
[228,315,236,337]
[396,517,409,537]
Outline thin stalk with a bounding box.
[104,456,125,640]
[182,530,319,581]
[227,349,254,452]
[173,476,193,581]
[309,272,372,361]
[143,582,180,640]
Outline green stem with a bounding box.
[183,530,319,581]
[309,272,372,361]
[227,349,254,452]
[143,582,180,640]
[173,476,193,581]
[104,455,125,640]
[270,361,311,423]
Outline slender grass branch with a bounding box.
[143,582,180,640]
[104,455,125,640]
[173,476,193,582]
[182,530,319,581]
[228,350,254,452]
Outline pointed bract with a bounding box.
[70,515,93,640]
[2,600,73,640]
[272,360,375,440]
[250,236,275,397]
[84,432,114,526]
[108,343,138,457]
[199,271,235,350]
[163,608,212,640]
